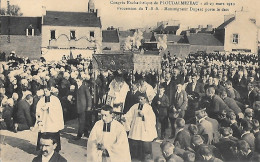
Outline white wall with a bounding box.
[224,18,258,54]
[41,25,102,48]
[102,42,120,51]
[41,48,94,61]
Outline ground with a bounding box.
[0,119,171,162]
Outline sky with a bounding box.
[1,0,260,30]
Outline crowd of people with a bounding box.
[0,51,260,162]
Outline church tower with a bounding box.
[88,0,95,13]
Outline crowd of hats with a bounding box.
[162,52,258,77]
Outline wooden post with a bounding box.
[130,70,133,93]
[156,69,160,94]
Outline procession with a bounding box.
[0,49,259,161]
[1,0,260,161]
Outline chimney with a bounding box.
[224,14,235,22]
[88,0,95,13]
[186,30,190,36]
[95,9,100,17]
[42,6,46,24]
[206,24,213,31]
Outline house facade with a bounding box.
[41,10,102,61]
[102,29,120,53]
[216,11,258,54]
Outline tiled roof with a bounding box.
[0,16,42,35]
[216,17,235,29]
[164,26,179,32]
[178,35,189,44]
[102,30,119,43]
[153,24,164,32]
[43,11,101,27]
[187,33,223,46]
[143,32,152,40]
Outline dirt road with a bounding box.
[0,119,165,162]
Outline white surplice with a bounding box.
[87,120,131,162]
[107,80,129,112]
[124,103,157,142]
[35,95,64,133]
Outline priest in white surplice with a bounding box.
[35,88,64,152]
[107,71,129,113]
[87,105,131,162]
[122,93,157,161]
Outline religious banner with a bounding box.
[92,54,134,71]
[133,54,161,73]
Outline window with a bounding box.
[90,31,95,37]
[28,28,32,35]
[70,30,76,40]
[50,30,56,39]
[232,34,239,44]
[26,28,34,36]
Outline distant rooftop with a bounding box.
[0,16,42,35]
[102,30,119,43]
[43,11,101,27]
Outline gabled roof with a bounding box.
[216,17,235,29]
[102,30,119,43]
[0,16,42,35]
[187,33,223,46]
[153,24,164,32]
[164,26,179,32]
[43,11,101,27]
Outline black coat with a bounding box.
[174,129,191,150]
[76,83,92,113]
[123,91,140,114]
[186,82,205,97]
[16,99,33,127]
[32,151,67,162]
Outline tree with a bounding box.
[0,5,23,16]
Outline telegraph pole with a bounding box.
[7,0,11,43]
